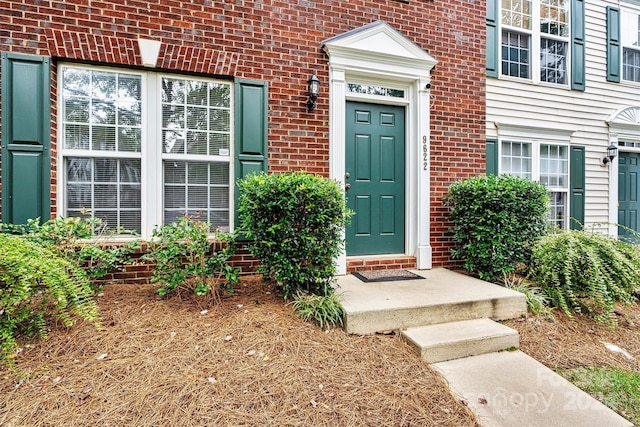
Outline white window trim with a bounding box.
[621,2,640,85]
[499,0,571,87]
[497,126,571,228]
[57,63,234,240]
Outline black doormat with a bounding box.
[352,269,424,283]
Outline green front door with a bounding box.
[618,152,640,243]
[345,101,405,255]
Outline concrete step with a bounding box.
[337,268,527,334]
[402,318,519,363]
[433,351,633,427]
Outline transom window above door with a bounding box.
[60,65,233,238]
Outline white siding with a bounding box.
[487,0,640,230]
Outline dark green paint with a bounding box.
[618,152,640,243]
[1,53,51,225]
[606,6,621,83]
[234,79,268,237]
[569,145,585,230]
[345,101,405,255]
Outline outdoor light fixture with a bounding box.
[306,74,320,112]
[601,143,618,166]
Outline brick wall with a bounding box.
[0,0,486,269]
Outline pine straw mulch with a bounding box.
[504,303,640,372]
[0,275,479,427]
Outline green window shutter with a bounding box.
[1,53,51,226]
[569,145,585,230]
[486,138,499,176]
[570,0,586,90]
[234,78,268,234]
[606,6,621,83]
[486,0,499,78]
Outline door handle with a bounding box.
[345,183,351,190]
[345,172,350,178]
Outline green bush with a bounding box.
[529,230,640,325]
[144,216,239,301]
[0,235,100,365]
[238,171,350,298]
[445,175,549,282]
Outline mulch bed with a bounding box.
[505,304,640,372]
[0,275,479,426]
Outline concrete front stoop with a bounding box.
[336,268,633,427]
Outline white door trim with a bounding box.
[322,21,437,274]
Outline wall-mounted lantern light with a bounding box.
[601,143,618,166]
[306,74,320,112]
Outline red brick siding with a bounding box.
[0,0,486,268]
[347,256,417,273]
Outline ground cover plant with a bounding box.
[0,276,479,426]
[238,171,350,299]
[445,175,548,282]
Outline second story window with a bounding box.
[501,0,570,85]
[622,10,640,83]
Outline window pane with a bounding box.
[623,48,640,83]
[162,77,231,156]
[548,191,567,229]
[502,0,531,29]
[65,157,142,233]
[540,144,568,188]
[64,124,90,150]
[61,68,142,153]
[621,11,640,50]
[502,30,531,79]
[163,161,230,231]
[540,0,569,37]
[210,83,231,107]
[501,141,532,179]
[210,133,230,155]
[540,38,567,84]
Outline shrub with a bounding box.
[238,171,350,298]
[10,217,138,282]
[445,174,549,282]
[144,215,239,302]
[290,292,345,329]
[0,235,100,365]
[529,230,640,325]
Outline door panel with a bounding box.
[345,101,405,255]
[618,152,640,243]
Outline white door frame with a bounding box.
[322,21,437,274]
[607,106,640,236]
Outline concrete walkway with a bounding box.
[336,268,633,427]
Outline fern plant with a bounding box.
[0,235,100,365]
[529,230,640,325]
